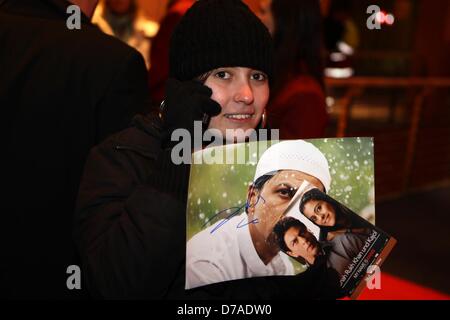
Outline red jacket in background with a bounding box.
[267,75,328,140]
[148,0,195,104]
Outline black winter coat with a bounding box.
[1,0,149,299]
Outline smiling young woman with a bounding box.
[74,0,341,300]
[74,0,275,299]
[205,67,269,141]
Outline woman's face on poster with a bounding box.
[247,170,324,241]
[302,199,336,227]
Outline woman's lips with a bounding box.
[224,113,255,122]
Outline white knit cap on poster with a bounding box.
[253,140,332,192]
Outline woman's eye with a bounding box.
[251,73,267,81]
[310,215,317,222]
[215,71,231,79]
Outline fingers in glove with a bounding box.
[197,96,221,117]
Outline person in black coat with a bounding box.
[74,0,343,300]
[1,0,149,299]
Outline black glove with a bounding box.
[160,78,221,149]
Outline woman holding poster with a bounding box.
[74,0,339,299]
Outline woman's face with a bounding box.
[302,199,336,227]
[247,170,325,242]
[258,0,275,35]
[284,226,319,264]
[204,67,269,143]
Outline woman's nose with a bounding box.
[234,81,254,105]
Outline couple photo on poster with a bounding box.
[185,138,396,298]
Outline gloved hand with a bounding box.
[160,78,221,149]
[149,79,221,202]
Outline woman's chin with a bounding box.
[213,125,260,143]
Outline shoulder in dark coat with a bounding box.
[1,0,149,299]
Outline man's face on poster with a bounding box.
[247,170,325,242]
[284,226,319,265]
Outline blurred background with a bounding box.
[94,0,450,299]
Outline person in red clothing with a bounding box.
[148,0,196,105]
[258,0,328,139]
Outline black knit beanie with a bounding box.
[169,0,273,81]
